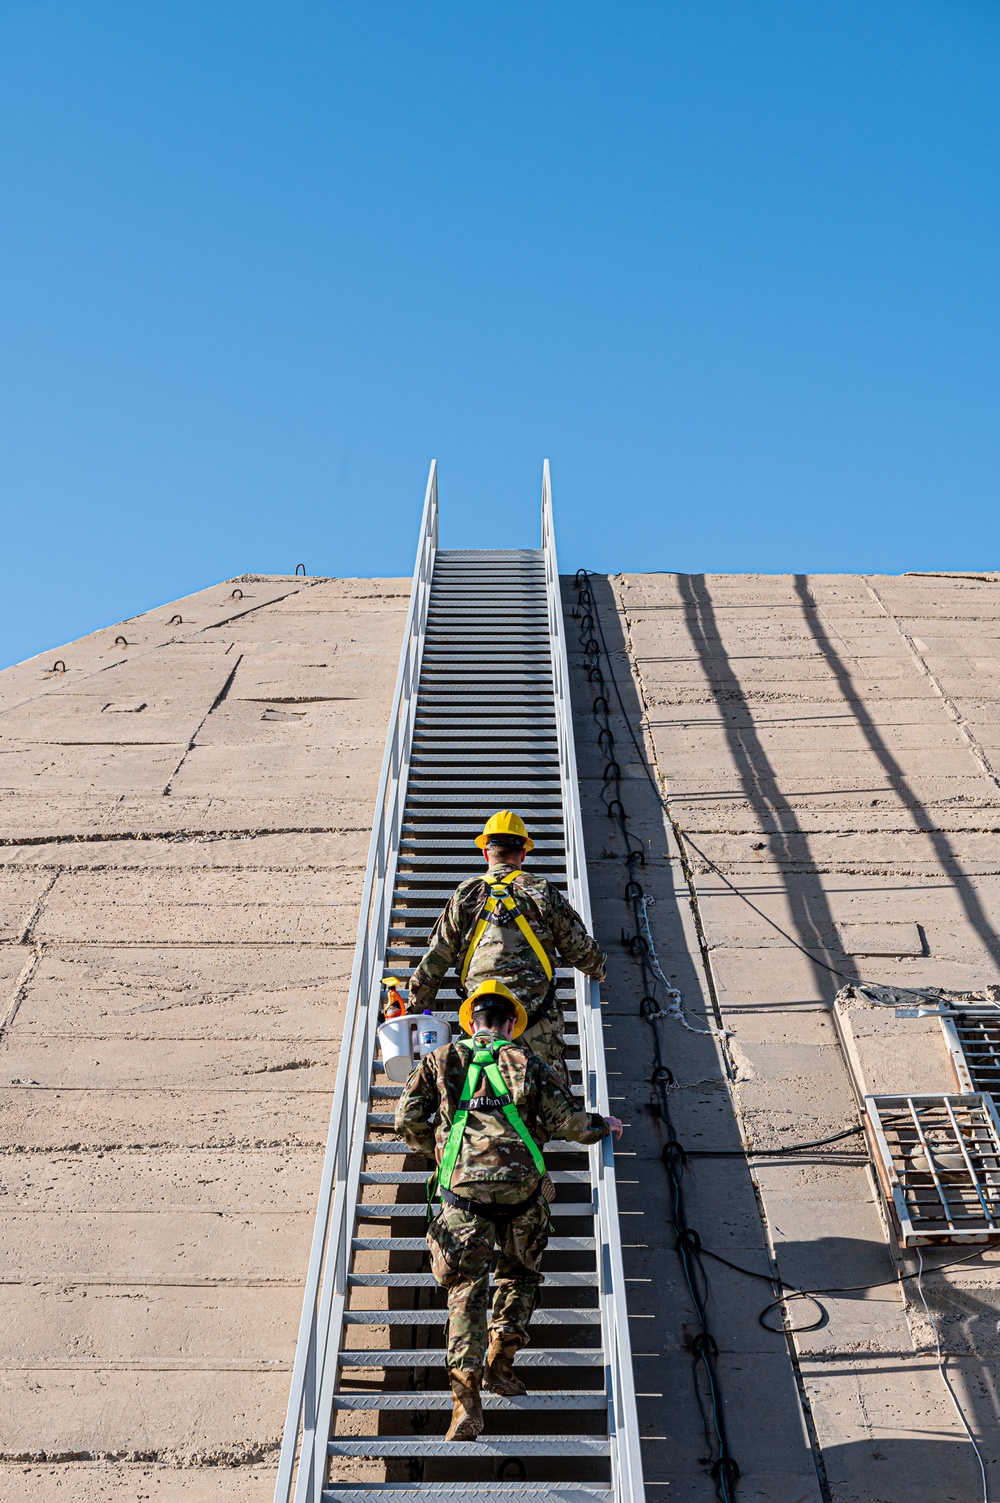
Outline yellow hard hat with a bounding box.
[474,810,534,853]
[458,979,529,1038]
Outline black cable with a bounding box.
[572,569,741,1503]
[698,1241,990,1333]
[685,1123,865,1156]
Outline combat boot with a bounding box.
[446,1369,484,1441]
[483,1332,526,1395]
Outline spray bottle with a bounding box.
[381,976,408,1020]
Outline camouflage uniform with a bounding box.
[395,1036,609,1373]
[407,863,607,1090]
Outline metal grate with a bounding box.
[939,1011,1000,1101]
[865,1093,1000,1246]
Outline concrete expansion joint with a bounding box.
[161,655,244,797]
[0,826,369,850]
[15,877,58,946]
[0,941,45,1041]
[0,1139,319,1155]
[0,1443,282,1467]
[864,575,1000,792]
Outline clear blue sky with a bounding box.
[1,1,998,667]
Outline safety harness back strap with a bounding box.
[459,870,554,989]
[435,1040,546,1197]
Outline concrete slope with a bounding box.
[577,571,1000,1503]
[0,575,409,1501]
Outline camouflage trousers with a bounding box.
[426,1196,550,1372]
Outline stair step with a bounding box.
[342,1309,600,1326]
[347,1272,598,1288]
[337,1350,604,1368]
[354,1203,595,1219]
[326,1438,610,1458]
[330,1392,605,1410]
[403,793,563,804]
[324,1488,611,1503]
[352,1237,595,1251]
[362,1140,587,1154]
[358,1170,590,1185]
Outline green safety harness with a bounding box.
[428,1034,547,1221]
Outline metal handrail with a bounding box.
[542,459,646,1503]
[273,461,438,1503]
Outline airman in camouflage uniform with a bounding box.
[407,817,607,1091]
[396,983,620,1441]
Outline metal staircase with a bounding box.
[274,463,643,1503]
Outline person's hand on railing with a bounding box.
[604,1116,624,1140]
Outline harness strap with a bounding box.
[435,1041,547,1197]
[459,871,554,988]
[467,1092,513,1111]
[524,977,558,1031]
[439,1182,542,1223]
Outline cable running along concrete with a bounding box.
[572,570,741,1503]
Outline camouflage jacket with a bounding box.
[407,864,607,1015]
[395,1037,609,1201]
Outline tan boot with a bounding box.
[483,1331,527,1396]
[445,1368,484,1441]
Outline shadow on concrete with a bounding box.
[793,574,1000,968]
[822,1436,996,1500]
[677,573,859,1004]
[574,573,716,1028]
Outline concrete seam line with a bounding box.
[0,940,45,1039]
[161,655,245,796]
[0,582,303,722]
[864,576,1000,792]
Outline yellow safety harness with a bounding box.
[459,870,554,991]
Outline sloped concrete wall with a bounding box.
[0,576,408,1500]
[582,571,1000,1502]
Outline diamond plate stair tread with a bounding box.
[330,1392,605,1409]
[342,1309,600,1325]
[347,1272,598,1287]
[354,1203,595,1219]
[361,1140,587,1152]
[403,794,563,804]
[351,1236,595,1250]
[324,1489,610,1502]
[326,1439,610,1457]
[358,1170,590,1183]
[337,1350,604,1368]
[402,782,563,793]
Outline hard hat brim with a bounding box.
[459,988,529,1038]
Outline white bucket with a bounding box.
[415,1014,451,1057]
[377,1018,416,1082]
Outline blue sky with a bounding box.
[1,1,998,667]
